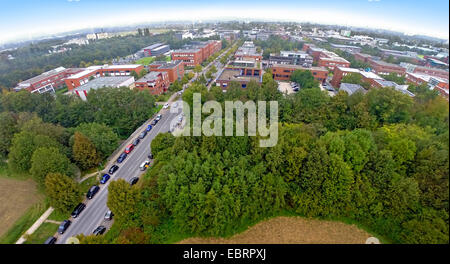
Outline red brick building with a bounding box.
[134,71,169,95]
[369,59,406,75]
[330,67,383,88]
[149,60,185,83]
[318,56,350,70]
[171,40,222,67]
[353,53,372,64]
[65,64,144,91]
[14,67,84,94]
[271,64,328,83]
[412,66,449,80]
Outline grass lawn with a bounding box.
[24,222,59,244]
[0,164,45,244]
[79,175,100,193]
[135,57,155,65]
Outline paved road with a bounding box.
[56,102,182,244]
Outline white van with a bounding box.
[139,160,150,171]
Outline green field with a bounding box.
[24,222,59,244]
[135,57,155,65]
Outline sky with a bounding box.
[0,0,448,44]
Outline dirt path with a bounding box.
[178,216,372,244]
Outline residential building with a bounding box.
[317,56,350,70]
[134,71,170,95]
[149,60,184,83]
[401,63,449,80]
[271,64,328,83]
[171,40,221,66]
[65,64,144,91]
[14,67,84,94]
[73,76,135,101]
[330,43,361,53]
[369,60,406,75]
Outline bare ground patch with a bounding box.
[178,216,372,244]
[0,178,41,237]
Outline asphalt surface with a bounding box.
[56,102,182,244]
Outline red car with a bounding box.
[124,144,134,154]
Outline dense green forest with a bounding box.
[80,72,449,244]
[0,87,158,212]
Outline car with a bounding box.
[139,160,150,171]
[155,114,162,121]
[117,152,127,163]
[148,153,154,159]
[71,203,86,218]
[104,210,114,221]
[138,130,147,139]
[124,144,134,154]
[178,116,183,122]
[129,177,139,186]
[132,138,140,146]
[100,174,110,184]
[58,220,71,234]
[93,226,107,236]
[108,165,119,174]
[150,119,157,126]
[44,236,57,244]
[163,103,169,109]
[146,124,153,132]
[86,185,100,199]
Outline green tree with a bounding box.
[0,112,17,158]
[45,173,82,213]
[73,122,120,159]
[72,132,101,170]
[107,179,141,223]
[30,147,72,187]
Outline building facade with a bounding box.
[134,71,170,95]
[271,64,328,83]
[149,60,185,83]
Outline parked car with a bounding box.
[100,174,110,184]
[163,103,169,109]
[104,210,114,221]
[93,226,107,236]
[86,185,100,199]
[108,165,119,174]
[58,220,71,234]
[71,203,86,218]
[117,152,127,163]
[138,130,147,139]
[146,124,153,132]
[124,144,134,154]
[139,160,150,171]
[132,138,140,146]
[44,236,57,244]
[148,153,154,159]
[151,119,157,126]
[129,177,139,186]
[155,114,162,121]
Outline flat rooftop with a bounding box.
[370,59,405,68]
[136,72,161,82]
[67,64,142,79]
[217,69,261,83]
[272,64,329,72]
[18,66,66,85]
[74,76,134,92]
[150,60,182,68]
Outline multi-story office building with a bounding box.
[271,64,329,83]
[134,71,170,95]
[268,51,313,67]
[149,60,185,83]
[143,43,170,57]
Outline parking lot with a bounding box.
[278,81,296,94]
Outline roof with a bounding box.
[373,79,398,88]
[74,76,134,93]
[67,65,142,79]
[136,72,162,82]
[151,60,182,69]
[319,56,349,63]
[172,48,201,53]
[360,71,383,80]
[272,64,328,72]
[337,67,360,73]
[370,59,405,68]
[18,66,67,85]
[217,69,261,83]
[340,83,366,94]
[143,43,165,50]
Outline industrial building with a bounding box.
[143,43,170,57]
[149,60,184,83]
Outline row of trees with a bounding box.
[100,72,448,244]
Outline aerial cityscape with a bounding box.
[0,0,448,256]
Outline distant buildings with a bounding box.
[86,32,109,40]
[331,67,383,88]
[234,41,263,61]
[135,71,170,95]
[143,43,170,57]
[369,59,406,75]
[65,64,144,91]
[401,63,449,80]
[175,31,194,40]
[330,43,361,53]
[74,76,135,101]
[14,67,84,94]
[303,43,350,70]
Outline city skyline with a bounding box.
[0,0,448,44]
